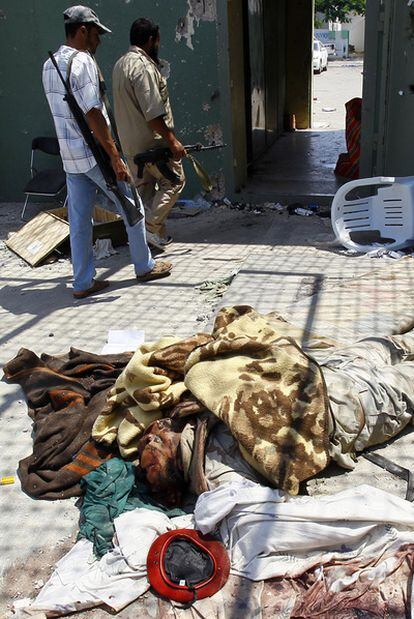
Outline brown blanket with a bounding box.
[3,348,132,499]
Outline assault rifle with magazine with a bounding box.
[133,143,226,190]
[48,51,142,227]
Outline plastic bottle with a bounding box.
[294,207,314,216]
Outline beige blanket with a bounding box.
[92,306,330,494]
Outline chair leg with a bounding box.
[21,195,30,220]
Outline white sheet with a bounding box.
[195,481,414,581]
[22,509,193,616]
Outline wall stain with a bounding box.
[208,171,226,199]
[176,0,217,50]
[204,123,223,146]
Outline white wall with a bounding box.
[347,13,365,52]
[315,11,365,52]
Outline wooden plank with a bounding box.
[5,211,70,266]
[6,206,127,267]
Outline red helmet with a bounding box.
[147,529,230,604]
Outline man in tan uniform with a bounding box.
[113,18,186,249]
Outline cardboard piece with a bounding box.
[6,206,127,267]
[6,211,69,266]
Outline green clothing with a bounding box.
[78,457,184,557]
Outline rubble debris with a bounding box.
[34,579,44,590]
[218,199,286,214]
[263,202,285,212]
[196,313,210,322]
[196,269,238,301]
[294,207,314,217]
[366,247,405,259]
[170,195,212,218]
[339,248,360,256]
[92,238,117,260]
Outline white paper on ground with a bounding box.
[101,329,145,354]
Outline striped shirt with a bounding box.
[42,45,109,174]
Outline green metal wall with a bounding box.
[362,0,414,177]
[0,0,232,202]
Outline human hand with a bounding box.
[111,155,131,182]
[169,138,186,161]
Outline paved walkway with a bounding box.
[1,201,413,616]
[244,59,364,203]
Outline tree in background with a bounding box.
[315,0,365,24]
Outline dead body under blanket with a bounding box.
[92,306,330,495]
[92,305,414,497]
[3,348,132,499]
[6,305,414,502]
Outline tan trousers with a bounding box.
[320,331,414,469]
[127,156,185,237]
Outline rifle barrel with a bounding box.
[186,143,226,153]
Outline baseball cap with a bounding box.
[63,5,111,34]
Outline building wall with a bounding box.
[227,0,248,190]
[315,12,365,53]
[347,14,365,52]
[361,0,414,177]
[285,0,313,129]
[0,0,232,202]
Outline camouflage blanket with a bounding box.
[92,306,330,494]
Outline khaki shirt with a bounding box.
[112,46,174,158]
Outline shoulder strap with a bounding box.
[65,52,119,152]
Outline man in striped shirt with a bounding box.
[42,5,172,299]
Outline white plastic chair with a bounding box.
[331,176,414,251]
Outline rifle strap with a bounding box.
[65,50,80,93]
[66,52,122,153]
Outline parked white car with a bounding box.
[313,39,328,73]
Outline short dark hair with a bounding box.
[65,22,94,38]
[130,17,159,47]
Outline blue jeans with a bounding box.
[66,165,154,291]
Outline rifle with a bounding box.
[133,143,226,188]
[48,51,142,227]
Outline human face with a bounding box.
[148,32,160,63]
[85,25,101,54]
[137,418,182,491]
